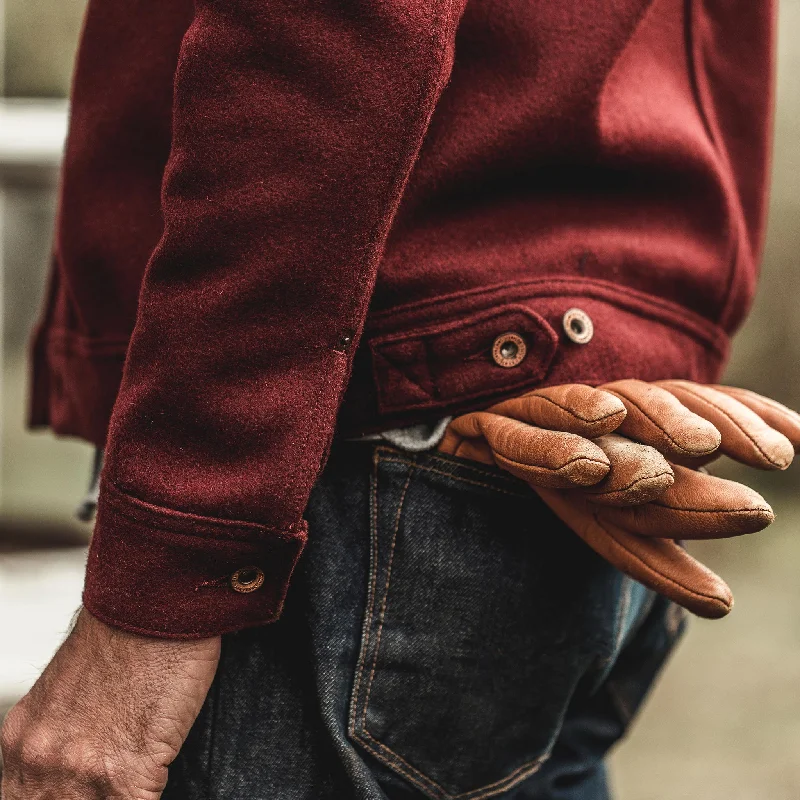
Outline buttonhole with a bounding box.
[335,332,354,352]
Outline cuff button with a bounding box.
[230,566,265,593]
[562,308,594,344]
[492,332,527,368]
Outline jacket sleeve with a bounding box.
[82,0,467,638]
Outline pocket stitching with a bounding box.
[347,448,384,736]
[350,454,453,799]
[353,459,455,799]
[377,455,530,499]
[360,465,415,727]
[349,449,550,800]
[376,444,522,486]
[359,722,551,800]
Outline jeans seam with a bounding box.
[348,448,387,735]
[377,455,529,498]
[360,466,415,725]
[359,726,550,800]
[377,444,527,488]
[356,449,453,797]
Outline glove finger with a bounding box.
[663,451,721,470]
[658,380,794,470]
[448,411,610,488]
[535,487,733,619]
[594,465,774,539]
[580,434,674,506]
[438,430,495,464]
[711,385,800,452]
[601,379,721,460]
[487,384,627,437]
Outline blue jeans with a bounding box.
[164,442,685,799]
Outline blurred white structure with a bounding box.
[0,97,81,716]
[0,98,67,167]
[0,548,85,712]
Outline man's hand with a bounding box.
[1,608,220,799]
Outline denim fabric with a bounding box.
[164,442,686,800]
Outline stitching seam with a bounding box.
[377,457,529,497]
[610,393,719,457]
[370,305,547,348]
[376,445,523,482]
[667,385,783,467]
[367,277,727,351]
[492,394,626,425]
[648,505,769,515]
[720,388,800,425]
[589,470,674,496]
[102,478,307,539]
[360,467,414,725]
[357,726,549,800]
[101,498,304,546]
[351,449,549,799]
[592,514,731,609]
[348,449,385,735]
[414,449,525,483]
[496,452,610,474]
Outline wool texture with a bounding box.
[30,0,775,637]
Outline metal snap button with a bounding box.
[562,308,593,344]
[492,332,527,367]
[230,566,265,593]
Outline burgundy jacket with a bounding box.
[30,0,775,638]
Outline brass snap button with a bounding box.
[492,332,527,368]
[562,308,593,344]
[230,566,265,594]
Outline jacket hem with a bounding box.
[30,279,732,446]
[29,325,128,447]
[338,279,732,436]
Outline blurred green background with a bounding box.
[1,1,799,797]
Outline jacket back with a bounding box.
[29,0,777,637]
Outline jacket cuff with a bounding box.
[82,479,307,639]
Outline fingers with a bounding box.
[487,384,627,438]
[657,381,794,470]
[581,434,674,506]
[535,487,734,619]
[594,465,774,539]
[438,430,495,464]
[601,379,722,460]
[447,411,611,488]
[711,385,800,452]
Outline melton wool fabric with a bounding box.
[30,0,776,637]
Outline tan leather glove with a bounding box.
[438,380,800,618]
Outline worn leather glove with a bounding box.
[438,380,800,618]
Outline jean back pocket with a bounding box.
[348,446,623,800]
